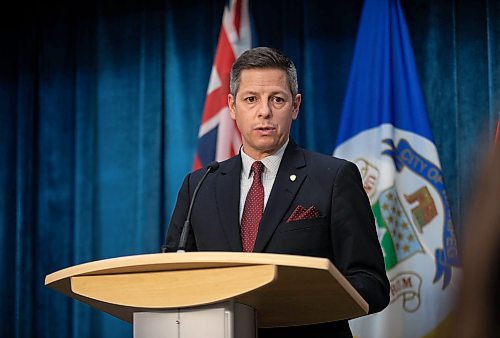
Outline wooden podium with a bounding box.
[45,252,369,337]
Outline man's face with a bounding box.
[228,68,301,160]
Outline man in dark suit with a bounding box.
[166,47,389,337]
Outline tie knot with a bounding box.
[251,161,264,176]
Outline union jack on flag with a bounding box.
[193,0,252,170]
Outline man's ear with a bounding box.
[228,94,236,120]
[292,94,301,120]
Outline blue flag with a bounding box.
[333,0,460,337]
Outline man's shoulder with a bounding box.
[189,155,240,179]
[299,147,352,168]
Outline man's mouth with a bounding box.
[254,126,276,136]
[255,125,276,131]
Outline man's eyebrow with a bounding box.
[240,91,258,96]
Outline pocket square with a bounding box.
[287,205,321,222]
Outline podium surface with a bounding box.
[45,252,368,328]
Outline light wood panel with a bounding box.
[71,265,276,308]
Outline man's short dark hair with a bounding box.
[230,47,298,97]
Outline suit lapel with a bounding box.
[253,141,307,252]
[215,156,243,251]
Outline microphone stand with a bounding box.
[160,161,219,253]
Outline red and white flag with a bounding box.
[193,0,251,170]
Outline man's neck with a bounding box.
[240,140,289,161]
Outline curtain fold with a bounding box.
[1,0,499,337]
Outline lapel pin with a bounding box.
[290,174,297,182]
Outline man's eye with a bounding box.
[245,97,256,103]
[272,96,285,103]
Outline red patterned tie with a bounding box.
[241,161,265,252]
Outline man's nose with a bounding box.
[257,100,272,118]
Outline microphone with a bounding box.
[161,161,220,253]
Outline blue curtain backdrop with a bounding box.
[1,0,499,337]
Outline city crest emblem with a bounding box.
[340,126,461,314]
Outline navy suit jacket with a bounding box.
[166,140,389,337]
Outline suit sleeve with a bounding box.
[165,173,198,252]
[330,161,390,313]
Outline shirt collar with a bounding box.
[240,139,289,178]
